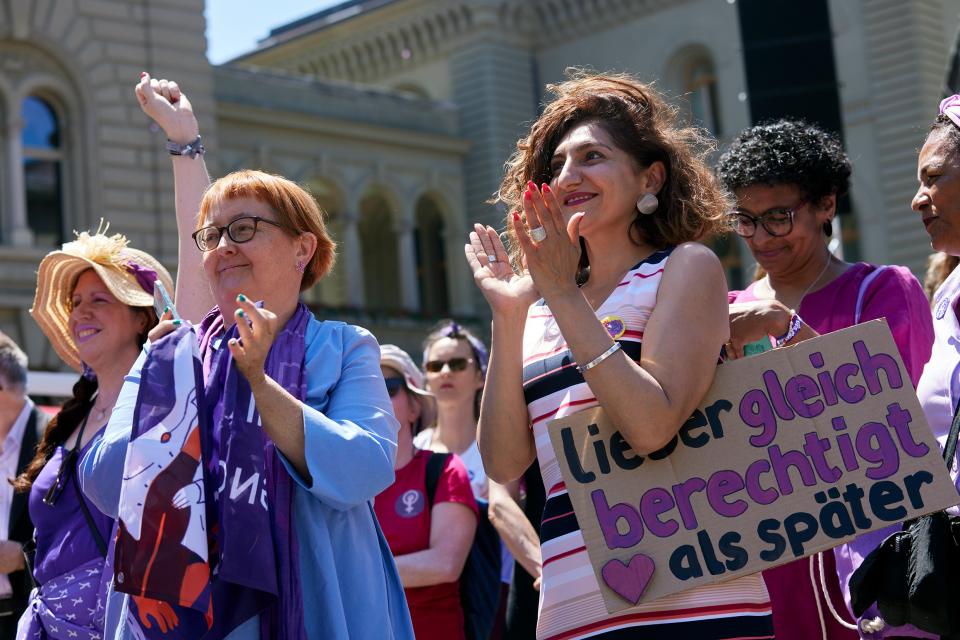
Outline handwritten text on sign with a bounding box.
[548,321,960,612]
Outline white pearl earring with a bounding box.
[636,193,659,215]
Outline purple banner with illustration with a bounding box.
[114,326,213,638]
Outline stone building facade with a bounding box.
[0,0,958,371]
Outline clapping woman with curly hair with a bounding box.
[465,71,774,639]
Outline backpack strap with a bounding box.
[425,452,453,506]
[854,265,889,324]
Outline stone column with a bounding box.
[5,115,33,246]
[395,209,421,312]
[340,209,365,308]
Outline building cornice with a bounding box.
[215,103,470,156]
[233,0,680,84]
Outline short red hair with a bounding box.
[199,170,336,290]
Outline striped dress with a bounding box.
[522,248,775,640]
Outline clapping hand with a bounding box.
[227,295,278,387]
[513,182,585,302]
[135,72,199,145]
[465,224,540,314]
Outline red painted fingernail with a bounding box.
[527,181,536,190]
[542,184,551,193]
[512,212,521,221]
[524,191,532,200]
[140,71,147,78]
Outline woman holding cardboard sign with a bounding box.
[465,72,774,639]
[718,120,934,639]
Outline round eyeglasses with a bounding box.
[192,216,288,252]
[729,202,806,238]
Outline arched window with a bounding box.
[22,96,64,245]
[359,193,401,311]
[684,59,720,135]
[414,196,449,315]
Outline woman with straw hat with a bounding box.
[15,225,172,640]
[79,74,413,640]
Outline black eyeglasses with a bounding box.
[192,216,288,252]
[424,357,474,373]
[384,377,406,398]
[729,202,806,238]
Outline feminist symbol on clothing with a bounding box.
[396,490,425,518]
[601,315,626,340]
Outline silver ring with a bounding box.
[487,254,497,263]
[530,226,547,242]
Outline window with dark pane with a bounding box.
[415,196,449,316]
[685,59,720,135]
[22,96,64,246]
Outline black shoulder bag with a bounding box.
[425,452,502,640]
[849,396,960,638]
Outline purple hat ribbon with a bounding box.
[939,95,960,129]
[126,261,158,294]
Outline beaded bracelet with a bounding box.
[775,311,803,347]
[576,342,622,374]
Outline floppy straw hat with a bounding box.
[30,223,174,372]
[380,344,432,398]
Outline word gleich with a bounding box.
[561,338,945,582]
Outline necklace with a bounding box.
[765,253,833,311]
[91,401,112,422]
[89,389,117,423]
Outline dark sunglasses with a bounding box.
[384,377,406,398]
[729,201,806,238]
[424,357,474,373]
[192,215,289,252]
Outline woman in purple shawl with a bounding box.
[79,75,413,639]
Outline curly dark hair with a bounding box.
[927,114,960,154]
[496,70,730,269]
[717,119,851,211]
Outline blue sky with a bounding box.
[205,0,342,64]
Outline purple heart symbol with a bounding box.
[601,553,656,605]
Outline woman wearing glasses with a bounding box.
[466,72,773,639]
[80,75,413,639]
[718,119,934,639]
[375,345,478,639]
[16,226,171,640]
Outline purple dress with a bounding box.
[17,431,114,640]
[733,263,935,639]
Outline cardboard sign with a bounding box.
[548,320,960,612]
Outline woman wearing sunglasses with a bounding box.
[414,321,520,638]
[80,75,413,639]
[415,322,488,498]
[375,345,478,639]
[16,226,171,640]
[718,119,934,639]
[466,72,773,639]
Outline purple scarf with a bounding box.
[198,302,308,640]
